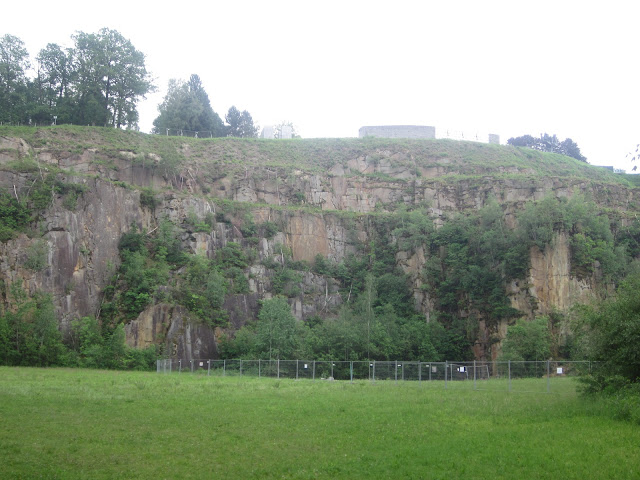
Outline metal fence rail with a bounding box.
[157,359,593,392]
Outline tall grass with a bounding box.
[1,367,638,479]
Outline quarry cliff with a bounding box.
[1,126,638,363]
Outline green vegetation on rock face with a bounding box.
[102,221,233,329]
[1,126,640,380]
[0,171,88,242]
[0,193,31,242]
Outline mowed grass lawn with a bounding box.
[0,367,638,480]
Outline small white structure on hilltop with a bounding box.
[359,125,500,144]
[280,125,292,139]
[359,125,436,139]
[261,126,275,139]
[260,125,292,139]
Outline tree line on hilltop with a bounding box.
[507,133,587,162]
[0,30,258,137]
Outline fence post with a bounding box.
[207,360,210,376]
[508,360,511,392]
[179,359,182,374]
[296,360,299,380]
[331,362,334,379]
[190,360,193,373]
[313,360,315,380]
[547,360,550,393]
[240,359,243,376]
[445,361,448,389]
[277,359,280,379]
[395,362,398,383]
[258,359,261,378]
[350,361,353,383]
[223,359,226,377]
[473,360,476,391]
[419,362,422,384]
[373,361,376,383]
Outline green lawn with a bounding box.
[0,367,637,479]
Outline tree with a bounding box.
[152,74,224,136]
[71,28,154,128]
[572,273,640,387]
[499,317,552,362]
[508,133,587,162]
[225,106,258,138]
[254,297,298,359]
[0,34,30,123]
[35,43,72,112]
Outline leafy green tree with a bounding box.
[177,255,228,327]
[152,74,224,135]
[0,34,30,123]
[34,43,73,124]
[392,206,434,253]
[314,307,363,361]
[225,106,258,138]
[254,297,299,359]
[218,325,258,359]
[572,273,640,387]
[499,317,552,362]
[508,133,586,162]
[0,285,65,367]
[71,28,154,128]
[0,305,9,364]
[0,193,31,242]
[152,218,185,265]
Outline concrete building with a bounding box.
[359,125,436,139]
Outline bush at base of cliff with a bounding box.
[579,377,640,425]
[65,317,156,370]
[572,272,640,402]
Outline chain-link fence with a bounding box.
[157,359,594,392]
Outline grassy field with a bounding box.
[1,367,638,479]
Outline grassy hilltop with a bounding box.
[1,125,633,185]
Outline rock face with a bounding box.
[0,130,636,362]
[516,234,595,315]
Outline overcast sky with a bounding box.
[3,0,639,170]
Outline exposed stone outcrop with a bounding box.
[509,233,596,316]
[1,131,636,362]
[125,303,218,360]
